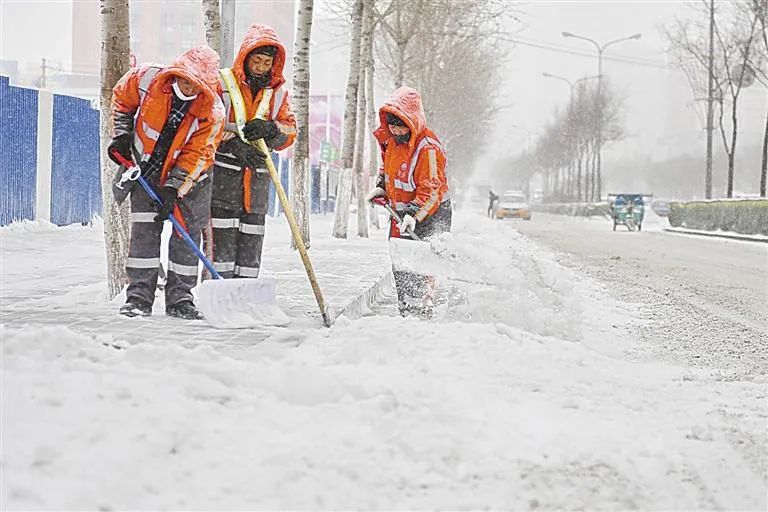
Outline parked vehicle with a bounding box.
[495,191,532,220]
[651,200,670,217]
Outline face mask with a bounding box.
[246,72,271,92]
[172,80,198,101]
[394,132,411,145]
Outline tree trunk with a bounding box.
[354,64,369,238]
[291,0,313,248]
[99,0,131,299]
[761,97,767,197]
[727,100,738,198]
[201,0,221,55]
[366,3,380,229]
[355,0,374,238]
[576,144,583,202]
[332,0,364,238]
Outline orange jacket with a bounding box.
[373,87,449,224]
[219,24,296,151]
[111,46,225,197]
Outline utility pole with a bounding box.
[220,0,236,67]
[705,0,715,199]
[40,58,47,89]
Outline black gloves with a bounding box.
[243,119,280,143]
[226,138,268,170]
[155,186,179,222]
[108,134,133,165]
[402,202,421,218]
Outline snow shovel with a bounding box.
[251,137,332,328]
[370,197,492,287]
[110,150,288,329]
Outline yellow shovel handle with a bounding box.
[254,138,331,327]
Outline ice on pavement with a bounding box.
[1,213,765,510]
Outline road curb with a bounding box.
[330,272,394,322]
[663,228,768,243]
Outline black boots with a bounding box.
[119,300,153,317]
[120,299,203,320]
[165,301,204,320]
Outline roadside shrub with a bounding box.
[668,200,768,235]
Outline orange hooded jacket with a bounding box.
[219,24,296,151]
[373,87,449,227]
[111,46,225,197]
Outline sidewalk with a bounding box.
[1,213,393,349]
[663,226,768,243]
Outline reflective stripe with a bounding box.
[239,223,265,235]
[214,159,242,170]
[394,179,414,192]
[394,201,408,212]
[220,68,274,134]
[254,88,273,120]
[271,88,285,119]
[168,261,198,277]
[211,217,240,228]
[127,257,160,269]
[141,120,160,141]
[416,148,439,222]
[138,67,162,104]
[213,261,235,271]
[235,265,260,277]
[130,212,158,223]
[179,114,222,196]
[184,118,199,145]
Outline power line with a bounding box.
[495,35,674,70]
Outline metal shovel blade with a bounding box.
[388,237,444,275]
[197,278,290,329]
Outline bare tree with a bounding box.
[365,0,381,229]
[332,0,364,238]
[292,0,314,247]
[743,0,767,196]
[666,1,761,198]
[713,3,760,197]
[354,0,375,238]
[99,0,131,299]
[201,0,221,55]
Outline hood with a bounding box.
[374,86,427,148]
[158,45,221,111]
[232,24,287,89]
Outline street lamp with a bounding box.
[561,31,641,199]
[542,72,602,102]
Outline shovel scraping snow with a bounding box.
[110,150,285,329]
[197,278,289,328]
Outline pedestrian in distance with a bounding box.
[210,24,297,279]
[367,86,452,318]
[108,45,225,319]
[488,189,499,218]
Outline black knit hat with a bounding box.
[250,45,277,58]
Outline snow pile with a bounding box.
[3,318,766,509]
[2,213,766,510]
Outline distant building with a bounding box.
[70,1,296,95]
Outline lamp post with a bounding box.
[561,31,641,200]
[542,72,602,102]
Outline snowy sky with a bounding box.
[1,0,765,164]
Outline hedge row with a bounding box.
[668,199,768,235]
[533,202,610,217]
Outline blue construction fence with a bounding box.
[1,74,328,227]
[1,76,102,226]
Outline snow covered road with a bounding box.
[511,212,768,375]
[2,213,766,510]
